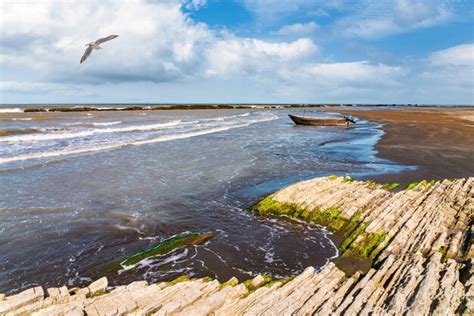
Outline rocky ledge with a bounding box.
[1,176,472,315]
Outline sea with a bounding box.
[0,106,411,294]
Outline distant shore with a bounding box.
[333,107,474,186]
[0,103,472,113]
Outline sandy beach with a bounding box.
[335,107,474,185]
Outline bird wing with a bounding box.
[80,46,93,64]
[95,34,119,45]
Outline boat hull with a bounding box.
[288,114,350,127]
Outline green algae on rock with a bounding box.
[405,179,438,190]
[251,177,390,273]
[169,275,191,285]
[383,182,401,190]
[252,197,387,271]
[254,196,385,249]
[121,231,215,268]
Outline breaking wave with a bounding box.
[0,112,277,164]
[11,118,32,121]
[92,121,122,126]
[0,120,182,143]
[0,108,23,113]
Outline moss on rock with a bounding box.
[405,179,438,190]
[243,275,275,291]
[121,231,216,267]
[169,275,191,285]
[252,197,365,244]
[341,176,356,183]
[341,230,387,260]
[383,182,401,190]
[439,246,448,263]
[405,181,420,190]
[252,192,388,273]
[201,276,214,282]
[420,179,437,187]
[221,277,239,288]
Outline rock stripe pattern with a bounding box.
[0,177,472,315]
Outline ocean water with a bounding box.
[0,108,409,294]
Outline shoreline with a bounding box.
[0,104,473,114]
[332,107,474,186]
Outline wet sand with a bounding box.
[335,107,474,185]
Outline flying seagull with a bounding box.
[80,35,119,64]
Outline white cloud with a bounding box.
[0,81,97,100]
[277,61,406,88]
[375,43,472,104]
[309,61,405,83]
[276,22,319,36]
[252,60,409,103]
[183,0,207,10]
[420,43,474,102]
[0,0,326,101]
[339,18,397,39]
[240,0,343,25]
[0,0,322,87]
[429,43,474,66]
[308,9,329,17]
[0,0,213,84]
[204,37,318,76]
[0,81,55,93]
[250,38,317,59]
[394,0,450,27]
[336,0,452,39]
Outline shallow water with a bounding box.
[0,109,409,294]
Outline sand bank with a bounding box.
[334,108,474,185]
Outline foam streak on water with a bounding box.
[0,108,23,113]
[0,112,276,165]
[91,121,122,126]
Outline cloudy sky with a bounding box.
[0,0,473,104]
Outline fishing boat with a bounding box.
[288,114,355,127]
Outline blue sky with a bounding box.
[0,0,473,104]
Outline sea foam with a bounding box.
[0,113,278,164]
[0,108,23,113]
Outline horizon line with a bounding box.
[1,103,473,106]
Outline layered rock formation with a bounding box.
[253,176,473,315]
[1,177,472,315]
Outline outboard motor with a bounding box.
[344,116,356,124]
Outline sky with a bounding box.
[0,0,473,104]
